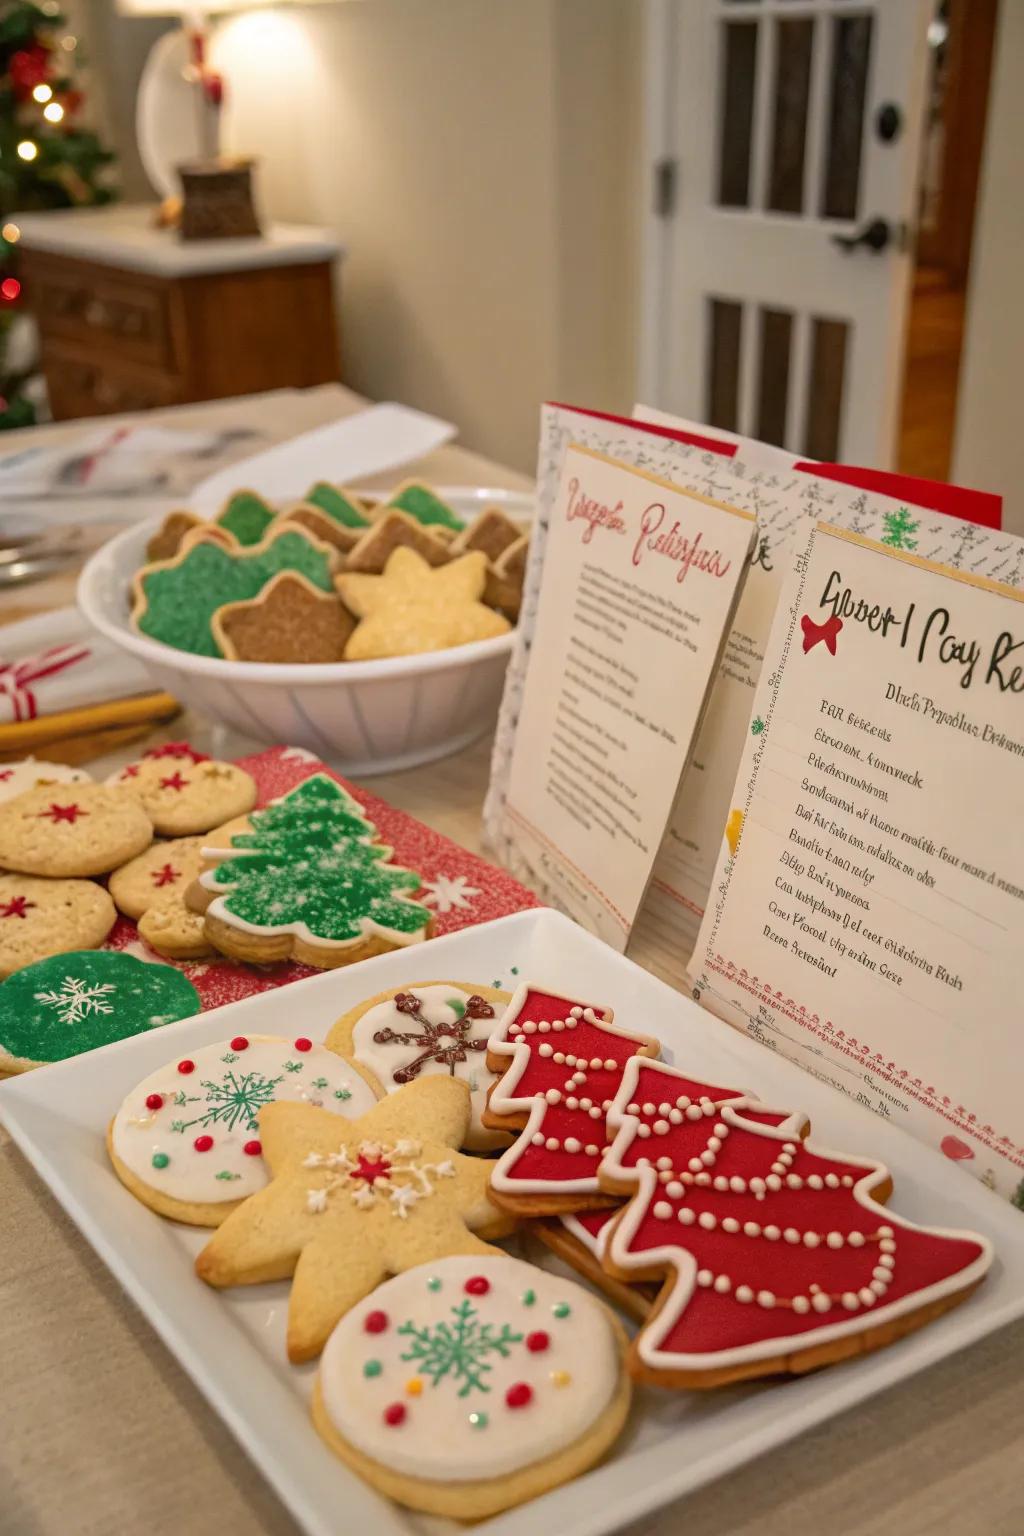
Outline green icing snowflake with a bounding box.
[880,506,919,551]
[174,1069,283,1134]
[311,1076,329,1090]
[399,1299,523,1396]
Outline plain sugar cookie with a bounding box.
[0,782,152,877]
[108,757,257,836]
[0,874,116,979]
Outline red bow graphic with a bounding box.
[800,613,843,656]
[0,643,92,722]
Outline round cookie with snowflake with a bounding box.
[106,757,256,836]
[0,950,200,1074]
[109,1034,380,1225]
[327,982,511,1151]
[313,1254,630,1519]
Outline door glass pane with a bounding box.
[717,23,759,208]
[803,316,849,460]
[821,14,874,220]
[767,18,814,214]
[756,307,793,447]
[707,298,743,433]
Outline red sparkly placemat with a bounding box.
[105,744,540,1011]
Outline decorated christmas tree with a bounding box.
[0,1,116,428]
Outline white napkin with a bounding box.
[0,608,155,725]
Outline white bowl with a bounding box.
[77,488,531,776]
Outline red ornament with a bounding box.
[177,1059,195,1074]
[1,278,21,303]
[383,1402,406,1426]
[151,863,179,888]
[0,895,36,919]
[145,1093,164,1111]
[9,45,51,102]
[364,1310,389,1334]
[294,1037,312,1052]
[37,802,87,824]
[143,742,210,764]
[243,1140,262,1157]
[525,1331,550,1353]
[464,1275,490,1296]
[505,1382,533,1409]
[194,1135,214,1152]
[230,1036,249,1051]
[159,771,189,793]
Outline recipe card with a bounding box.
[500,442,756,949]
[691,519,1024,1195]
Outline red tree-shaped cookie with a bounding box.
[484,984,661,1214]
[601,1059,993,1387]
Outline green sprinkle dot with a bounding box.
[468,1411,488,1429]
[521,1289,536,1307]
[363,1359,382,1378]
[426,1276,442,1292]
[334,1088,352,1101]
[492,980,502,989]
[510,966,519,975]
[552,1301,571,1319]
[151,1152,170,1170]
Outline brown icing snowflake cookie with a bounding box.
[327,982,511,1152]
[0,782,153,877]
[108,837,207,921]
[107,757,257,836]
[0,873,116,979]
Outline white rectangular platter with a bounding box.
[3,908,1024,1536]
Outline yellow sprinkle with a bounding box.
[405,1378,423,1396]
[550,1370,572,1388]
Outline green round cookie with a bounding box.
[0,950,200,1071]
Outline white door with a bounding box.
[644,0,932,468]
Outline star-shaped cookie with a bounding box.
[335,547,511,660]
[195,1075,515,1361]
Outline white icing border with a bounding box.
[603,1058,994,1372]
[562,1211,615,1261]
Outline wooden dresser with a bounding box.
[14,205,344,421]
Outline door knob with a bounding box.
[831,217,891,254]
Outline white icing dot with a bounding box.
[685,1106,703,1121]
[602,1100,612,1112]
[658,1102,672,1116]
[522,1021,537,1034]
[847,1230,865,1247]
[552,1019,565,1032]
[538,1021,551,1033]
[642,1102,655,1115]
[812,1293,832,1314]
[825,1174,840,1189]
[654,1119,670,1135]
[700,1149,716,1167]
[770,1162,787,1176]
[807,1174,824,1190]
[803,1231,821,1248]
[713,1274,732,1295]
[565,1054,578,1068]
[879,1253,896,1270]
[584,1143,600,1156]
[791,1295,811,1315]
[757,1290,776,1309]
[750,1177,766,1195]
[735,1285,754,1304]
[570,1006,583,1018]
[678,1206,696,1225]
[722,1217,740,1234]
[688,1157,703,1173]
[604,1059,618,1072]
[763,1225,781,1241]
[858,1287,876,1306]
[578,1097,592,1111]
[713,1176,729,1191]
[698,1211,717,1231]
[782,1143,798,1154]
[588,1106,603,1120]
[701,1099,715,1116]
[872,1266,891,1283]
[572,1072,587,1086]
[589,1057,603,1070]
[870,1279,889,1297]
[729,1176,746,1193]
[545,1137,560,1151]
[538,1043,554,1058]
[879,1238,896,1255]
[841,1292,860,1311]
[666,1181,684,1199]
[786,1174,803,1190]
[695,1172,712,1186]
[826,1231,844,1250]
[669,1108,684,1125]
[625,1101,639,1115]
[564,1137,581,1154]
[658,1169,672,1184]
[841,1175,854,1187]
[655,1155,672,1170]
[766,1174,783,1192]
[553,1051,565,1064]
[566,1096,579,1110]
[707,1136,722,1153]
[675,1096,691,1110]
[713,1123,728,1138]
[878,1225,894,1238]
[531,1132,545,1146]
[653,1201,673,1221]
[784,1227,800,1244]
[743,1221,761,1238]
[696,1269,713,1287]
[545,1089,562,1105]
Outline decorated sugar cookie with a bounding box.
[0,758,92,806]
[327,982,510,1151]
[600,1057,994,1388]
[305,481,371,529]
[0,781,152,877]
[483,984,660,1215]
[336,547,511,661]
[0,873,116,980]
[197,774,431,969]
[107,757,257,836]
[0,950,199,1074]
[214,489,275,546]
[108,1034,379,1225]
[313,1255,630,1519]
[195,1075,514,1361]
[108,836,207,920]
[138,894,216,960]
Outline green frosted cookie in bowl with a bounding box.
[0,950,200,1075]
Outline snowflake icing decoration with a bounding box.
[35,976,116,1026]
[302,1138,455,1219]
[419,874,482,914]
[399,1300,523,1396]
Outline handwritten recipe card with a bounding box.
[502,443,755,949]
[692,521,1024,1194]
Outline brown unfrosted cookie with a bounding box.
[275,503,362,556]
[0,783,152,877]
[138,894,218,960]
[145,510,207,563]
[338,548,511,661]
[211,571,355,664]
[451,506,523,562]
[108,836,206,920]
[107,757,257,836]
[0,874,116,978]
[485,531,529,621]
[342,510,451,576]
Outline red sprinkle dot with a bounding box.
[464,1275,491,1296]
[177,1059,195,1075]
[383,1403,406,1427]
[230,1036,249,1051]
[525,1331,550,1353]
[194,1135,214,1152]
[364,1310,389,1334]
[145,1093,164,1111]
[294,1037,313,1052]
[243,1140,262,1157]
[505,1382,533,1409]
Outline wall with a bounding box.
[204,0,640,472]
[952,0,1024,535]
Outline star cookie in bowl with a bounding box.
[313,1254,631,1519]
[195,1075,514,1361]
[336,547,511,661]
[108,1034,379,1226]
[327,982,511,1151]
[107,757,257,836]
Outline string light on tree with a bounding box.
[43,102,64,123]
[17,140,38,161]
[1,226,20,245]
[31,82,51,102]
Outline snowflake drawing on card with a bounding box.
[35,975,116,1026]
[420,874,482,914]
[880,507,919,551]
[398,1298,524,1395]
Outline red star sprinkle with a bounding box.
[36,802,87,824]
[143,742,210,764]
[0,895,36,919]
[151,863,180,887]
[0,769,14,782]
[121,764,140,779]
[159,772,189,792]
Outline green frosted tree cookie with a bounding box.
[386,481,464,531]
[0,950,200,1070]
[305,482,371,529]
[134,529,336,657]
[215,491,276,546]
